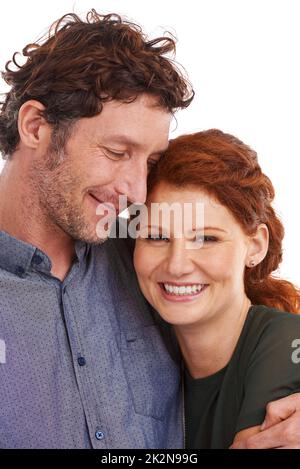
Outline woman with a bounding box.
[133,129,300,449]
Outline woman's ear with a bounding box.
[17,100,50,150]
[246,224,269,268]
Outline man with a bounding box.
[0,9,299,449]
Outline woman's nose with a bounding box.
[165,243,195,278]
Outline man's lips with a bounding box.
[88,192,119,215]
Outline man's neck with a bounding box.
[0,160,75,281]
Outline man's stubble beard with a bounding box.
[29,148,106,245]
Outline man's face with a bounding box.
[32,94,171,244]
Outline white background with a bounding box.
[0,0,299,284]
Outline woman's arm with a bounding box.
[230,312,300,449]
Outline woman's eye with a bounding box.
[195,235,218,244]
[146,234,169,242]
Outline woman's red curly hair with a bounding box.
[148,129,300,313]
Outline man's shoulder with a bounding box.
[91,216,135,260]
[91,236,136,279]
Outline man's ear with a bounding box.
[246,223,269,267]
[18,100,50,150]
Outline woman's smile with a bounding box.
[134,181,254,328]
[158,282,209,302]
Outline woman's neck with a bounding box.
[174,295,251,379]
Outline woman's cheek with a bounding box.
[134,243,153,277]
[198,246,234,280]
[133,243,143,275]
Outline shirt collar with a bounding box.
[0,230,89,277]
[74,240,90,263]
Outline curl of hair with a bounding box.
[0,9,194,158]
[148,129,300,314]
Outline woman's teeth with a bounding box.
[163,283,206,296]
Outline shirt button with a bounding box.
[95,430,105,441]
[16,266,25,276]
[32,254,43,265]
[77,356,86,367]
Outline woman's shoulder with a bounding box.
[231,305,300,438]
[242,305,300,347]
[234,305,300,374]
[248,304,300,331]
[236,304,300,364]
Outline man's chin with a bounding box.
[86,236,109,246]
[62,214,117,245]
[62,222,110,245]
[75,230,110,245]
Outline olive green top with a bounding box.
[184,305,300,449]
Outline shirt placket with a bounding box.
[60,267,108,449]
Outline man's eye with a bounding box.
[147,159,159,169]
[104,148,126,159]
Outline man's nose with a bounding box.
[165,243,195,278]
[116,161,148,205]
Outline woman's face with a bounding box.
[134,182,257,328]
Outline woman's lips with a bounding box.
[158,283,209,302]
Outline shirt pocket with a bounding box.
[120,324,180,421]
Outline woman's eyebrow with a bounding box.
[186,226,228,235]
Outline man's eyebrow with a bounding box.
[103,135,139,146]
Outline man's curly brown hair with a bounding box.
[0,9,194,159]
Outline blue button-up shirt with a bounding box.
[0,230,183,448]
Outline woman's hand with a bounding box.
[230,393,300,449]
